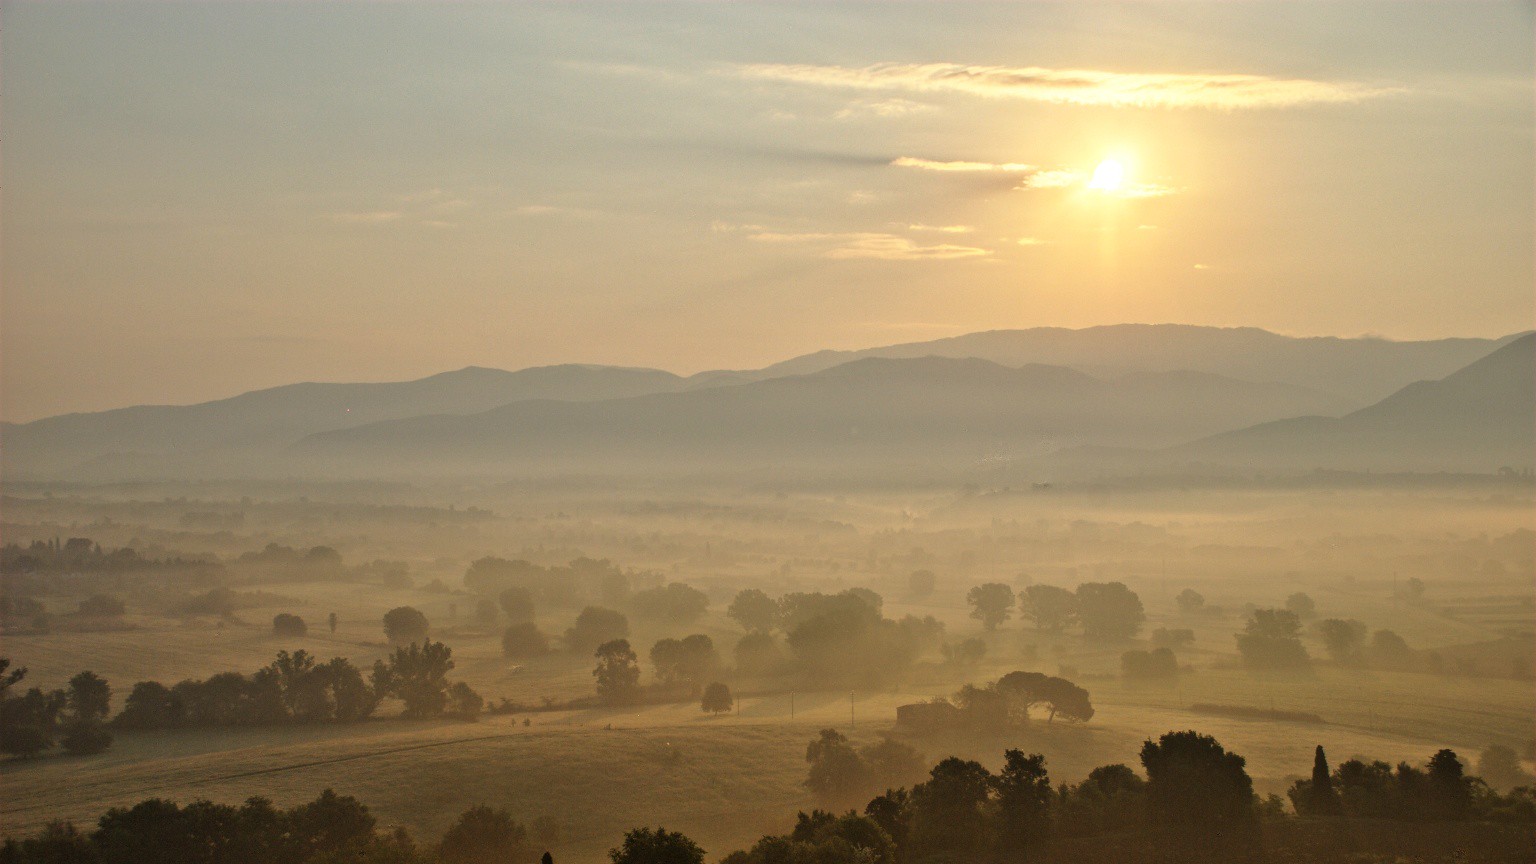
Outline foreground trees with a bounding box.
[0,660,114,757]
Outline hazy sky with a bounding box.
[3,2,1532,421]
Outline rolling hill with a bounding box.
[290,357,1353,475]
[1168,333,1536,472]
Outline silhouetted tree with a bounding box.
[372,640,455,718]
[700,682,732,714]
[1290,745,1342,815]
[439,805,527,864]
[328,612,339,634]
[910,757,993,857]
[994,750,1052,856]
[967,583,1015,631]
[1075,582,1145,641]
[1140,731,1256,844]
[608,827,704,864]
[382,607,429,644]
[727,589,779,633]
[593,639,641,704]
[1427,749,1472,821]
[649,635,718,687]
[1019,584,1076,632]
[1235,609,1310,670]
[272,613,307,637]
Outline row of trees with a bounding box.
[108,641,482,732]
[0,660,113,757]
[973,582,1147,641]
[0,790,571,864]
[731,733,1535,864]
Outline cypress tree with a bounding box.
[1309,745,1341,813]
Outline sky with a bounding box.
[2,2,1532,422]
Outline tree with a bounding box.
[967,583,1015,631]
[864,789,912,851]
[502,622,550,658]
[593,639,641,704]
[727,589,779,633]
[629,583,709,625]
[700,682,732,714]
[1150,628,1195,650]
[1290,744,1342,815]
[861,738,926,791]
[1317,618,1368,663]
[1075,582,1145,641]
[943,637,987,669]
[1426,749,1471,821]
[1285,592,1317,619]
[993,750,1053,855]
[59,670,114,754]
[995,671,1095,723]
[272,613,307,637]
[498,587,536,624]
[447,681,484,719]
[1235,609,1310,670]
[650,635,719,687]
[328,612,339,634]
[1019,584,1076,632]
[609,827,705,864]
[372,640,455,718]
[78,594,125,616]
[1175,589,1205,614]
[565,607,629,654]
[910,757,993,856]
[1477,743,1536,792]
[908,569,936,599]
[733,633,784,677]
[805,729,872,810]
[438,805,528,864]
[1121,648,1178,679]
[1369,629,1416,668]
[1140,731,1256,843]
[382,607,429,644]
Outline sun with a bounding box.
[1088,158,1126,192]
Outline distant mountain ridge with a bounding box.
[285,356,1373,476]
[2,325,1528,480]
[739,324,1525,405]
[1169,332,1536,472]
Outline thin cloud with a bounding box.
[1021,169,1082,188]
[734,62,1400,109]
[892,156,1036,172]
[834,98,935,120]
[907,223,975,233]
[748,230,989,261]
[325,210,404,224]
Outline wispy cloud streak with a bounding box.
[734,62,1399,109]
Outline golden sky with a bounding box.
[2,2,1532,420]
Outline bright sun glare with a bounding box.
[1088,158,1126,191]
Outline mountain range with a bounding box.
[2,325,1529,480]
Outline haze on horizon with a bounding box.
[2,2,1532,422]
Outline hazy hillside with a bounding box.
[0,365,685,475]
[741,325,1527,405]
[292,356,1352,475]
[1169,333,1536,472]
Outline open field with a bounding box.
[3,479,1533,862]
